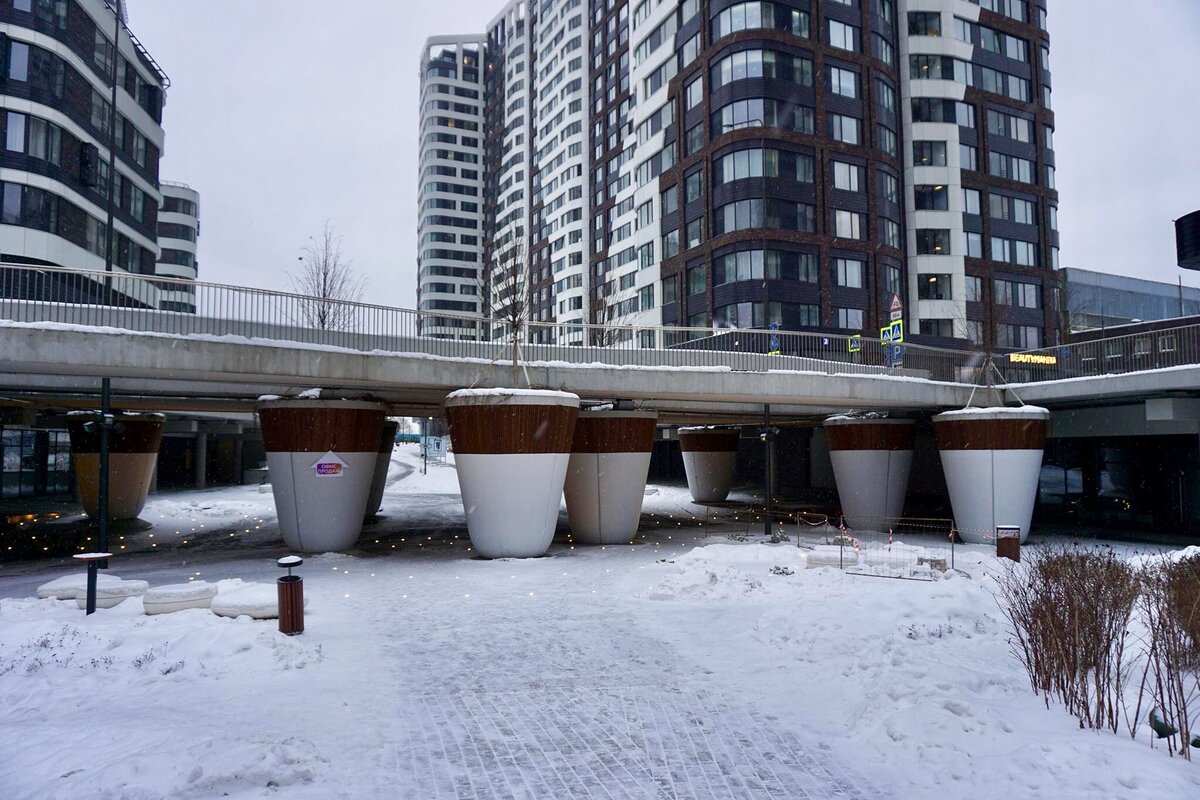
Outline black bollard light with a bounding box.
[277,555,304,635]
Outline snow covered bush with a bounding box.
[1138,553,1200,759]
[997,548,1139,733]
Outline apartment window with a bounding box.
[836,307,864,329]
[965,320,984,344]
[663,228,680,258]
[916,229,951,255]
[685,218,704,250]
[1046,165,1056,189]
[960,144,978,171]
[989,193,1036,225]
[636,201,653,230]
[5,112,25,152]
[663,275,679,304]
[1007,76,1030,102]
[965,275,983,302]
[875,79,896,113]
[954,17,975,43]
[911,98,974,127]
[990,237,1037,266]
[829,67,858,99]
[962,188,981,215]
[908,11,941,36]
[881,172,899,204]
[710,50,813,89]
[712,2,811,39]
[834,257,864,288]
[980,66,1004,95]
[830,114,860,145]
[887,265,903,295]
[914,185,948,210]
[8,41,30,82]
[685,170,703,203]
[834,210,864,240]
[684,123,705,156]
[662,186,678,216]
[880,217,901,248]
[996,323,1041,349]
[832,161,861,192]
[910,55,971,85]
[638,242,655,269]
[964,231,983,258]
[917,274,952,300]
[712,97,816,136]
[795,152,815,182]
[638,284,655,311]
[714,199,815,234]
[829,20,858,52]
[877,125,897,157]
[987,109,1032,142]
[685,76,703,110]
[913,141,947,167]
[920,319,954,337]
[988,152,1034,183]
[875,33,894,66]
[687,264,706,295]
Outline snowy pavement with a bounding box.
[1,448,1198,799]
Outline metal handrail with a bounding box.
[1006,322,1200,383]
[0,262,981,383]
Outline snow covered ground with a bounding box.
[0,446,1198,799]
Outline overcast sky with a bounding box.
[128,0,1200,306]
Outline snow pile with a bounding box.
[36,572,126,600]
[73,579,148,609]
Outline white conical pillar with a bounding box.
[564,409,658,544]
[824,417,914,532]
[933,407,1049,544]
[445,389,580,558]
[677,427,740,503]
[258,399,385,552]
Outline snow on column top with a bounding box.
[66,411,166,419]
[934,405,1049,421]
[444,388,581,408]
[824,415,914,426]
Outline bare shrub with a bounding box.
[1139,554,1200,758]
[997,547,1140,732]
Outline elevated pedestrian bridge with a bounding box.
[1,265,1198,422]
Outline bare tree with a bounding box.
[488,237,532,371]
[288,222,365,331]
[589,277,638,347]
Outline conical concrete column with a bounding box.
[934,407,1049,544]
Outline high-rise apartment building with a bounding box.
[1,0,168,307]
[418,0,1058,350]
[154,180,198,312]
[417,34,487,339]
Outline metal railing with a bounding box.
[20,262,1199,386]
[1006,322,1200,383]
[0,263,988,381]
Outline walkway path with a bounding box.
[365,541,882,799]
